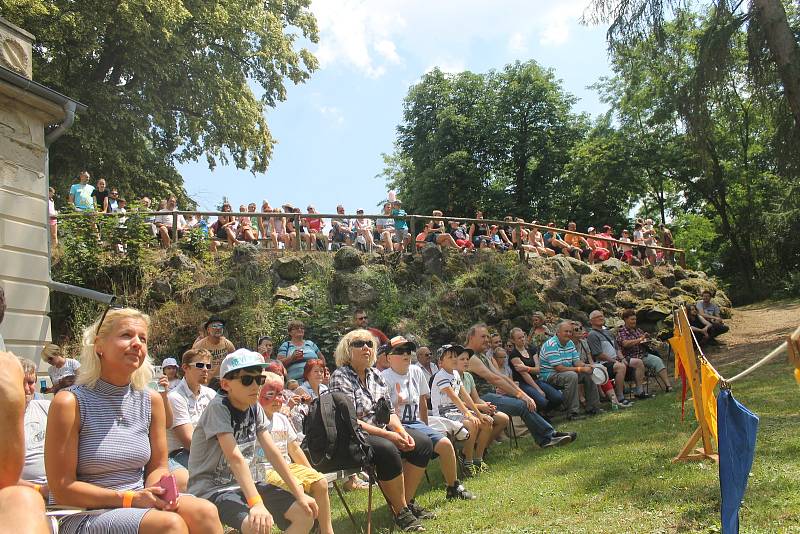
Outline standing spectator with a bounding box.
[465,324,574,448]
[413,346,438,381]
[618,229,635,264]
[329,330,433,531]
[302,205,328,251]
[695,290,730,339]
[352,309,389,345]
[42,343,80,393]
[192,316,236,390]
[659,223,675,263]
[165,349,216,491]
[617,309,673,392]
[17,356,51,498]
[539,322,602,420]
[108,188,120,213]
[68,171,94,212]
[45,308,222,533]
[188,350,317,533]
[91,178,110,213]
[277,320,324,382]
[0,351,49,534]
[391,200,411,249]
[48,186,59,248]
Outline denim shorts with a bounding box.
[403,421,445,448]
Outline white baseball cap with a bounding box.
[162,357,179,368]
[219,349,266,380]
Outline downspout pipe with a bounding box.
[45,100,76,147]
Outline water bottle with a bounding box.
[199,218,209,236]
[39,378,48,393]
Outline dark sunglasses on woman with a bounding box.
[350,339,374,348]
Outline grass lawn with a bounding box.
[328,360,800,533]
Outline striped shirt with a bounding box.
[538,336,580,380]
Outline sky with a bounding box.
[176,0,613,214]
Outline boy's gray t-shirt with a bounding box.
[187,394,268,499]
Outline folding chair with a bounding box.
[45,507,104,534]
[507,417,519,449]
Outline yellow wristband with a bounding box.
[33,484,41,493]
[122,490,135,508]
[247,495,263,508]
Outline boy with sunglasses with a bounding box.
[165,349,217,490]
[189,349,318,534]
[255,373,335,534]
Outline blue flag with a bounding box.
[717,389,759,533]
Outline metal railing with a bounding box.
[56,210,686,266]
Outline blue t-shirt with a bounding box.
[391,209,408,231]
[69,183,95,211]
[277,340,321,380]
[538,336,579,380]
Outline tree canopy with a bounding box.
[2,0,318,204]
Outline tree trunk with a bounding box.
[753,0,800,132]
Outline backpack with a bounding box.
[301,391,373,473]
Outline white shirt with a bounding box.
[48,358,81,385]
[155,209,187,229]
[253,412,299,480]
[431,368,462,416]
[166,379,217,453]
[22,400,50,484]
[381,366,430,424]
[414,361,438,380]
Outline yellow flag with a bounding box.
[700,361,719,442]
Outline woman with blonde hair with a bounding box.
[45,307,222,534]
[329,329,432,532]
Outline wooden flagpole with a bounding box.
[672,308,718,463]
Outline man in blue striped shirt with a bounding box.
[539,321,601,420]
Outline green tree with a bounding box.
[3,0,318,203]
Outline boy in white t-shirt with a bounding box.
[256,372,334,534]
[380,339,475,500]
[431,345,494,477]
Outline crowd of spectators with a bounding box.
[53,172,677,265]
[0,288,732,532]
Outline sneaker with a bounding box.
[476,462,489,474]
[567,412,585,421]
[554,431,577,442]
[619,398,634,407]
[408,500,436,520]
[586,407,605,416]
[462,463,478,478]
[446,481,476,500]
[394,507,424,531]
[541,433,573,448]
[634,392,653,400]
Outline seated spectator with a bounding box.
[543,222,579,257]
[490,347,512,384]
[633,222,648,263]
[659,223,675,263]
[570,322,619,408]
[258,201,278,249]
[587,311,635,407]
[469,211,493,248]
[686,304,726,346]
[188,350,317,533]
[539,322,602,420]
[455,349,510,443]
[68,170,94,212]
[488,225,509,251]
[414,345,438,381]
[271,207,292,249]
[375,343,392,372]
[618,229,635,264]
[257,335,276,361]
[528,312,554,354]
[695,290,730,339]
[42,343,80,393]
[597,224,617,257]
[91,178,110,213]
[256,373,334,534]
[302,205,328,251]
[523,223,554,257]
[0,352,49,534]
[162,357,181,391]
[426,211,459,249]
[498,217,517,249]
[329,330,433,531]
[154,196,188,249]
[236,204,257,242]
[586,227,611,262]
[432,344,493,477]
[449,221,475,250]
[165,349,216,491]
[192,316,236,390]
[46,308,222,533]
[353,308,389,345]
[391,200,412,249]
[353,209,376,251]
[507,327,563,414]
[138,196,158,238]
[330,204,354,248]
[375,203,396,252]
[563,222,593,261]
[381,339,475,498]
[17,357,50,499]
[465,324,575,448]
[210,202,238,250]
[617,309,673,392]
[298,359,329,400]
[276,320,325,382]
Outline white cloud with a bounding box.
[309,0,595,77]
[318,105,345,125]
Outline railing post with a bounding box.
[408,215,416,253]
[679,250,686,268]
[171,211,178,244]
[294,213,302,251]
[515,223,523,262]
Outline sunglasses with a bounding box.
[236,374,267,386]
[191,362,213,370]
[95,300,122,338]
[390,349,412,356]
[350,339,374,348]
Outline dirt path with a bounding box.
[703,299,800,370]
